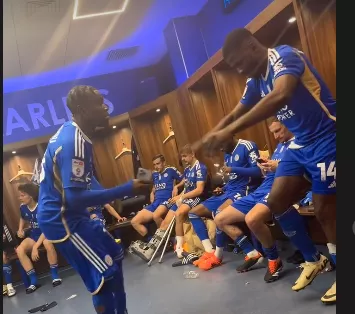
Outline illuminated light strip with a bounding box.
[73,0,129,20]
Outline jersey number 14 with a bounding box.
[317,161,336,182]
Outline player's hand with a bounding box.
[132,179,152,193]
[221,166,232,174]
[172,186,179,197]
[117,217,127,223]
[168,195,180,205]
[201,130,231,157]
[261,160,279,173]
[17,229,25,239]
[31,247,40,262]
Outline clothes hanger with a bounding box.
[163,124,175,144]
[9,165,33,184]
[114,138,132,160]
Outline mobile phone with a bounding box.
[256,158,267,164]
[137,168,153,181]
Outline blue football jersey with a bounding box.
[224,139,261,192]
[183,161,208,193]
[240,45,336,147]
[87,176,105,221]
[258,139,293,191]
[153,167,183,200]
[38,121,94,242]
[20,204,42,238]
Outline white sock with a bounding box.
[327,243,336,255]
[214,247,224,259]
[201,239,214,253]
[247,250,260,258]
[176,236,184,250]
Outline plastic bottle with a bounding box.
[183,271,199,279]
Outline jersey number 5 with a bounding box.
[317,161,336,182]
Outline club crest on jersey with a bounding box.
[164,173,168,177]
[72,159,84,177]
[234,154,239,162]
[104,255,113,266]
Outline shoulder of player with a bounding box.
[239,140,257,152]
[269,45,303,64]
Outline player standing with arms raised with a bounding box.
[194,28,336,304]
[38,86,151,314]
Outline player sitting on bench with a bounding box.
[16,183,62,294]
[131,154,182,244]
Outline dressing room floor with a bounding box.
[4,249,336,314]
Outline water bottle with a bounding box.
[183,271,199,279]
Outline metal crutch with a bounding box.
[147,216,176,266]
[158,218,175,264]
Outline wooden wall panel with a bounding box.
[93,123,135,187]
[294,0,336,96]
[212,66,277,152]
[3,148,40,233]
[130,109,181,170]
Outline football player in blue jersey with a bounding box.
[15,183,62,293]
[131,145,208,261]
[131,154,182,240]
[170,144,209,258]
[37,86,151,314]
[196,29,336,303]
[189,137,263,270]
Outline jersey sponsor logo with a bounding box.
[154,183,166,190]
[72,159,84,177]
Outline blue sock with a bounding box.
[216,228,226,248]
[3,264,13,284]
[15,260,30,288]
[112,260,127,314]
[235,235,255,255]
[263,244,279,260]
[275,206,320,262]
[92,261,127,314]
[250,232,264,255]
[50,264,60,280]
[26,269,38,286]
[189,214,209,241]
[327,243,336,265]
[92,280,117,314]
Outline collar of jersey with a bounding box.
[27,203,38,212]
[261,49,273,81]
[189,160,199,169]
[71,121,92,144]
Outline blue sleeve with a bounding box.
[246,142,260,166]
[65,181,134,209]
[172,168,183,181]
[91,176,104,190]
[20,206,26,220]
[196,164,207,182]
[57,135,92,189]
[272,47,305,80]
[240,78,261,107]
[230,166,262,178]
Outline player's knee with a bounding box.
[16,246,26,257]
[245,213,261,231]
[43,240,54,251]
[131,216,139,226]
[214,214,225,229]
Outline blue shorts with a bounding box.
[144,199,169,212]
[202,190,246,215]
[231,189,270,215]
[29,232,41,243]
[276,132,336,195]
[54,219,124,294]
[170,197,202,212]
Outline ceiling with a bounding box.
[4,0,208,93]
